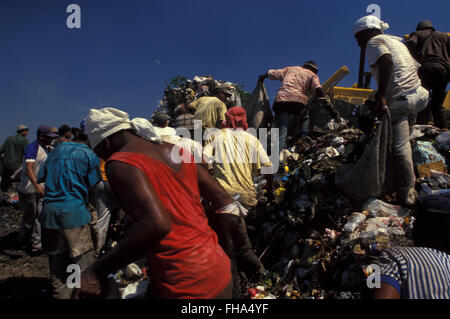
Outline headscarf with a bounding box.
[222,107,248,130]
[85,107,162,149]
[353,15,390,35]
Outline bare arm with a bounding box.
[197,163,233,211]
[374,53,393,116]
[74,161,172,298]
[26,161,44,196]
[372,283,401,299]
[264,173,274,193]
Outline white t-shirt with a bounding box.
[367,34,422,104]
[19,141,48,194]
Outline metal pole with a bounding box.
[358,45,366,88]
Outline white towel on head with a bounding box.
[85,107,162,149]
[354,15,389,35]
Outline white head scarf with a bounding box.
[353,15,390,35]
[85,107,162,149]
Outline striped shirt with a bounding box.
[379,247,450,299]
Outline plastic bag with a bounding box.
[411,141,446,166]
[244,81,273,130]
[362,198,410,218]
[335,112,395,205]
[343,212,367,232]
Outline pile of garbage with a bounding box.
[157,75,243,117]
[104,247,150,299]
[1,191,19,207]
[244,123,449,299]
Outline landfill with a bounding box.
[239,120,449,299]
[156,75,244,119]
[97,116,449,299]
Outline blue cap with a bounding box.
[37,125,59,138]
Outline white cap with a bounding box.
[354,15,389,35]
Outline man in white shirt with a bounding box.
[353,15,429,206]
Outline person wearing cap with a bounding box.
[0,125,29,192]
[353,15,429,207]
[17,125,57,255]
[405,20,450,128]
[259,61,341,154]
[73,107,234,299]
[151,111,174,136]
[203,106,273,298]
[188,86,229,130]
[37,123,101,299]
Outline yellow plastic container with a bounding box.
[322,66,351,93]
[443,91,450,110]
[330,87,375,105]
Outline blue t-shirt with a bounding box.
[38,142,101,230]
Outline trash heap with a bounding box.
[158,75,242,117]
[104,249,150,299]
[0,191,19,207]
[244,123,450,299]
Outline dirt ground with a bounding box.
[0,204,52,299]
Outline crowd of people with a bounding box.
[0,15,449,299]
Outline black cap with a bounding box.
[152,112,171,127]
[416,20,435,31]
[303,60,319,74]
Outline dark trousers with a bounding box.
[416,67,448,128]
[211,214,264,299]
[1,168,16,192]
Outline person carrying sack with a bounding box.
[353,15,429,207]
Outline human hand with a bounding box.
[34,184,45,197]
[258,74,267,82]
[375,95,387,118]
[72,268,104,299]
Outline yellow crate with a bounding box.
[330,87,376,105]
[444,91,450,110]
[322,66,351,93]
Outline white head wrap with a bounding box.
[85,107,162,149]
[353,15,390,35]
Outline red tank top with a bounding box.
[107,150,231,299]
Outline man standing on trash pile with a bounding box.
[405,20,449,129]
[188,85,230,130]
[73,107,235,299]
[17,125,57,256]
[203,106,273,298]
[0,125,29,192]
[353,15,429,207]
[37,124,101,299]
[259,61,342,154]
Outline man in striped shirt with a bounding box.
[373,247,450,299]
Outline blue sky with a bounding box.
[1,0,449,141]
